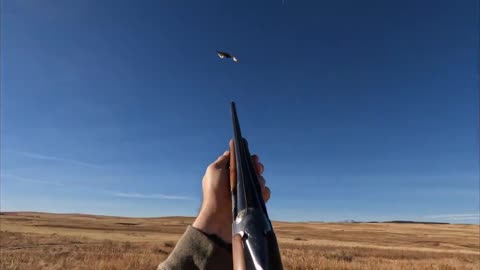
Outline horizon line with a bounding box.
[1,210,478,225]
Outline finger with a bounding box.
[262,186,271,202]
[258,175,266,187]
[251,155,264,175]
[259,176,269,202]
[256,162,264,175]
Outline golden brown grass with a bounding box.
[1,212,479,269]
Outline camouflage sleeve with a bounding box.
[157,226,233,270]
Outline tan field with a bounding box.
[0,212,479,270]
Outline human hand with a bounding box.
[192,140,271,243]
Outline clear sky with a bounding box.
[1,0,478,223]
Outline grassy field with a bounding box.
[1,212,479,269]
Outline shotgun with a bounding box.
[229,102,284,270]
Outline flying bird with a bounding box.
[217,51,238,63]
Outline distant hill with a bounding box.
[338,219,451,225]
[382,220,450,225]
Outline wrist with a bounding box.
[192,210,232,243]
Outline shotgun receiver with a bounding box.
[229,102,283,270]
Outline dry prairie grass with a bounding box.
[1,212,479,270]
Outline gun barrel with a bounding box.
[231,102,266,212]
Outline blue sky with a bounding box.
[1,0,478,223]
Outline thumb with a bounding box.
[213,150,230,169]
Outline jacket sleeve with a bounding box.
[158,226,233,270]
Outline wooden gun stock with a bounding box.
[232,234,247,270]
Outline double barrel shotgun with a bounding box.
[229,102,284,270]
